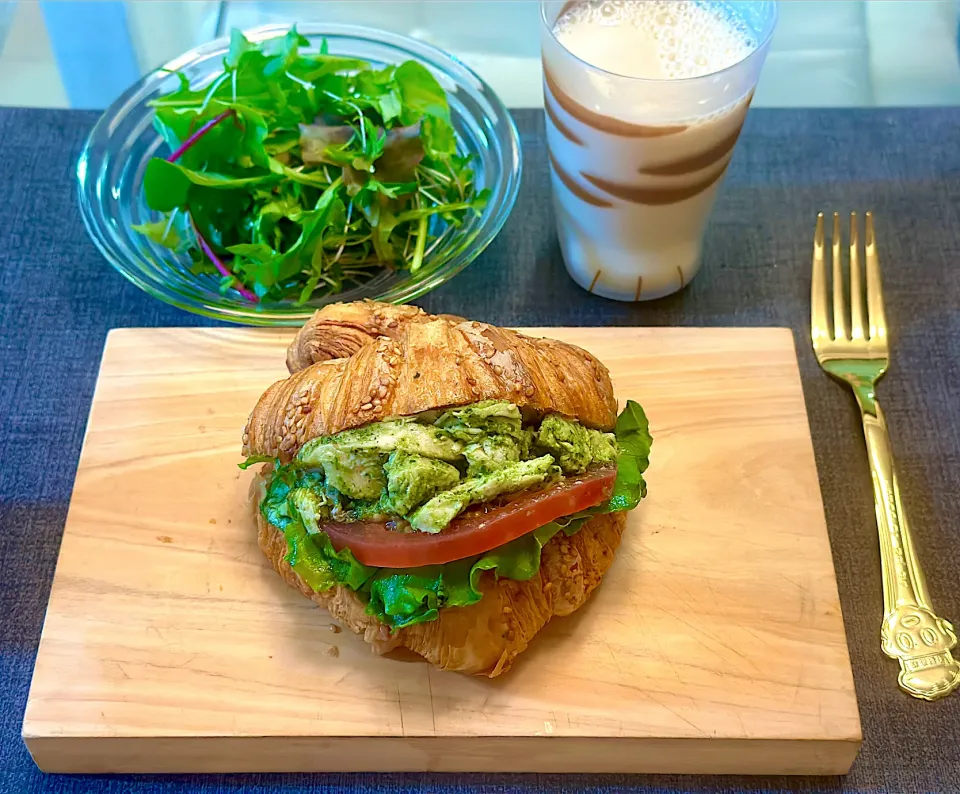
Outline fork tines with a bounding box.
[811,211,887,349]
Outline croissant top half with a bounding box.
[244,301,618,461]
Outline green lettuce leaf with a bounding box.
[571,400,652,519]
[237,453,276,470]
[283,518,375,591]
[607,399,653,510]
[364,521,563,629]
[261,462,328,528]
[260,464,374,591]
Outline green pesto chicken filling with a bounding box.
[250,400,652,630]
[292,401,619,533]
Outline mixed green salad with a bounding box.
[136,28,488,304]
[243,400,652,630]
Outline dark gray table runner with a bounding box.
[2,106,959,793]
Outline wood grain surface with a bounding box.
[22,327,861,774]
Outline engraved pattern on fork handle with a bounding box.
[860,400,960,700]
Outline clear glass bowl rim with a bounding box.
[77,22,523,326]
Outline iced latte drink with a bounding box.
[541,0,777,300]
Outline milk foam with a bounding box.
[553,0,757,81]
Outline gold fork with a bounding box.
[812,211,960,701]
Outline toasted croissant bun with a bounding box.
[245,301,625,676]
[244,300,617,461]
[285,301,465,373]
[256,485,627,676]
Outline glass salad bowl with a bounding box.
[77,23,522,326]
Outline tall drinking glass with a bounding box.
[541,1,777,301]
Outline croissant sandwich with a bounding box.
[242,301,652,676]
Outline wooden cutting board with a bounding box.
[23,327,861,775]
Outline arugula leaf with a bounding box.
[144,158,276,212]
[226,28,256,69]
[228,104,272,168]
[257,193,302,220]
[186,186,252,252]
[231,181,342,296]
[143,159,192,211]
[350,117,387,172]
[263,129,301,155]
[299,124,354,165]
[421,116,456,159]
[378,92,403,124]
[226,242,276,263]
[263,27,311,77]
[355,65,403,124]
[132,217,183,249]
[292,54,369,84]
[395,61,450,125]
[279,182,342,267]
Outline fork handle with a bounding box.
[859,399,960,700]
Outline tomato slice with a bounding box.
[322,468,615,568]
